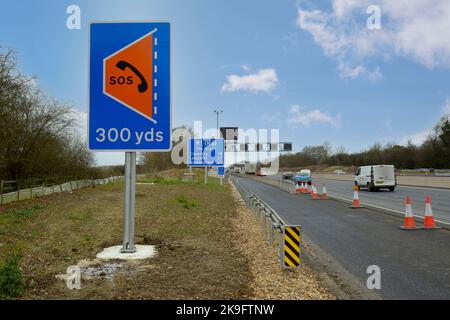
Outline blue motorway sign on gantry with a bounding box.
[188,139,224,167]
[89,22,171,151]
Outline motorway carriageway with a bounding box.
[235,175,450,299]
[265,174,450,226]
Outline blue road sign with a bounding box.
[188,139,224,167]
[217,166,225,176]
[89,22,171,151]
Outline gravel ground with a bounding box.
[229,181,335,300]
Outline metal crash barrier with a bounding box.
[232,176,301,269]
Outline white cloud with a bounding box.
[338,64,382,81]
[332,0,361,18]
[297,0,450,79]
[221,68,278,93]
[288,105,342,128]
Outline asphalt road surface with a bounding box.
[235,175,450,299]
[264,174,450,226]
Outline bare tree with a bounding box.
[0,48,95,180]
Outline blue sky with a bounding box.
[1,0,450,165]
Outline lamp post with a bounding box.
[214,109,223,138]
[214,109,223,185]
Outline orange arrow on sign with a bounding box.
[104,29,156,123]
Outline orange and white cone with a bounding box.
[321,184,328,200]
[423,196,441,230]
[303,182,309,194]
[399,196,418,230]
[299,182,305,193]
[295,183,301,193]
[311,184,319,200]
[350,186,361,208]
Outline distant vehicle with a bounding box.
[334,169,345,175]
[245,163,257,175]
[293,169,312,185]
[233,167,241,174]
[256,168,271,176]
[354,165,396,192]
[282,172,294,180]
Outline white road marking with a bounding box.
[328,193,450,226]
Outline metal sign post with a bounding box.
[204,167,208,184]
[122,152,136,253]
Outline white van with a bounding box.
[354,165,396,191]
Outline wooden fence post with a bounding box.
[42,180,45,196]
[17,181,20,201]
[30,179,33,200]
[1,180,3,206]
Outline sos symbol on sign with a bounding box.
[109,60,148,93]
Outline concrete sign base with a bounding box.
[96,245,156,260]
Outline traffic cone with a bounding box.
[399,196,418,230]
[303,182,309,194]
[311,184,319,200]
[321,184,328,200]
[295,183,300,193]
[350,186,361,208]
[423,196,441,230]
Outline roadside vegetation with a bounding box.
[0,250,25,299]
[280,116,450,169]
[0,48,100,181]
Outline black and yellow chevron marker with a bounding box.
[283,225,301,268]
